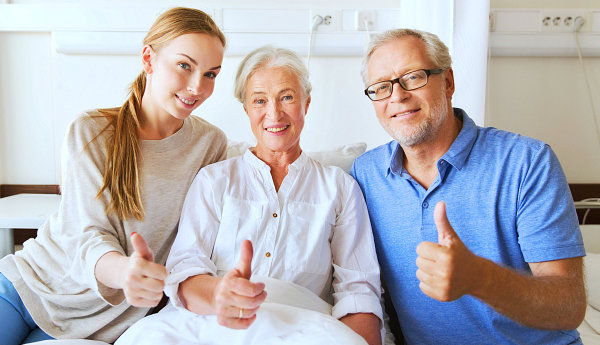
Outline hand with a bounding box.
[415,201,483,302]
[122,232,167,307]
[213,240,267,329]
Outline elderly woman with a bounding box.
[116,46,383,345]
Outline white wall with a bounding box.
[0,0,490,185]
[487,0,600,183]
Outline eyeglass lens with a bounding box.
[366,70,429,101]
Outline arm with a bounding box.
[340,313,382,345]
[416,202,586,330]
[176,240,267,329]
[331,176,383,343]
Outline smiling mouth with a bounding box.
[177,95,197,106]
[392,109,419,118]
[265,125,289,133]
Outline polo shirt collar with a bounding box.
[388,107,477,176]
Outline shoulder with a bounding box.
[187,116,226,142]
[351,141,396,181]
[197,155,243,179]
[64,109,113,152]
[474,126,550,162]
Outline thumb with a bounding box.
[236,239,253,280]
[434,201,458,247]
[131,232,154,262]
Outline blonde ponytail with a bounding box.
[97,72,146,220]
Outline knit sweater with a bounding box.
[0,110,227,342]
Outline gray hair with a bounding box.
[360,28,452,85]
[234,45,312,103]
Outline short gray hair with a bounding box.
[360,28,452,85]
[234,45,312,103]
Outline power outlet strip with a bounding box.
[541,10,586,32]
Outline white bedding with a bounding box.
[115,276,368,345]
[580,225,600,345]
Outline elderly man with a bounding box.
[350,28,586,344]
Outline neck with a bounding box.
[402,112,462,189]
[254,145,302,192]
[138,93,185,140]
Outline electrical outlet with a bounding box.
[541,10,586,32]
[356,10,376,31]
[309,10,340,33]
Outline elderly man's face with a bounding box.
[244,66,310,155]
[366,36,454,147]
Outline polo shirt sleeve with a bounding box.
[516,144,585,262]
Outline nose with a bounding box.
[266,100,283,120]
[389,80,409,102]
[187,74,205,95]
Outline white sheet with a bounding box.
[115,276,368,345]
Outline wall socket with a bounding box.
[541,10,586,32]
[356,10,376,31]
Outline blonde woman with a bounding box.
[0,7,227,344]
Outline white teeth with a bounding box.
[178,96,196,105]
[266,126,289,133]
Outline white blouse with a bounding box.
[165,150,382,321]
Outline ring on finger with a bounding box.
[238,307,243,319]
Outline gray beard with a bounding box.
[389,90,448,147]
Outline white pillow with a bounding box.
[306,143,367,173]
[226,140,367,173]
[585,253,600,310]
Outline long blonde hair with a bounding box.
[96,7,226,220]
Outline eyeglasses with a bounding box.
[364,68,444,101]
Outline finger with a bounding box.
[415,241,444,260]
[230,305,261,319]
[131,232,154,262]
[231,278,265,298]
[415,255,438,273]
[129,257,167,281]
[127,272,166,293]
[434,201,458,247]
[218,314,257,330]
[237,239,253,280]
[126,293,163,307]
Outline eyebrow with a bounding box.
[178,53,221,70]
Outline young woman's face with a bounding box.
[143,32,224,121]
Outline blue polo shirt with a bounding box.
[351,108,585,345]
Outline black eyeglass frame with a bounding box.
[364,68,445,101]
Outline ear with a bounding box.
[443,67,455,100]
[142,45,154,74]
[304,96,311,116]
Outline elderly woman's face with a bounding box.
[244,66,310,156]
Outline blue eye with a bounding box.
[256,99,265,104]
[282,95,293,101]
[204,72,217,79]
[179,62,191,70]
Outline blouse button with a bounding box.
[265,252,271,258]
[272,213,278,218]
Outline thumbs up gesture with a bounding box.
[122,232,167,307]
[415,202,483,302]
[214,240,267,329]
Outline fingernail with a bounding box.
[131,232,137,236]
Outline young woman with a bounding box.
[0,7,227,344]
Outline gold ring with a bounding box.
[238,307,243,319]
